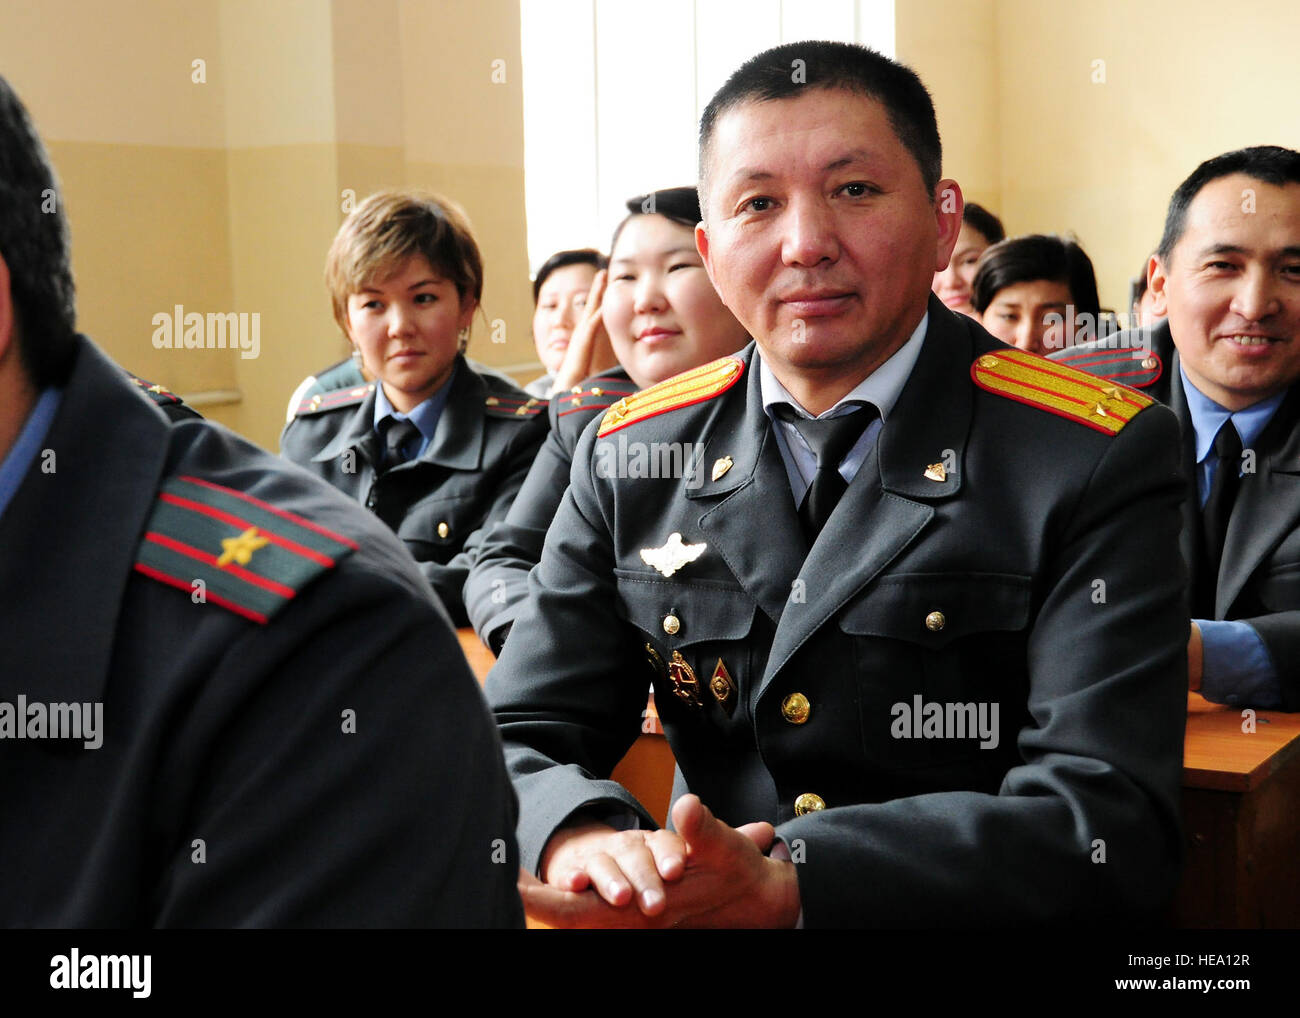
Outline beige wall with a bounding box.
[8,0,1299,445]
[1,0,533,450]
[901,0,1300,314]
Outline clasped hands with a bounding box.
[518,794,801,929]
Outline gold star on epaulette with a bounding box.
[217,526,270,568]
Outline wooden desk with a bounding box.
[1174,692,1300,927]
[459,630,1300,926]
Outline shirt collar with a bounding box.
[372,360,458,444]
[1179,363,1288,463]
[0,387,63,525]
[759,311,929,421]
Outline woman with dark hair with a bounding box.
[932,202,1004,317]
[465,186,750,652]
[971,234,1101,355]
[525,247,607,397]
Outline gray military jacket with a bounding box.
[280,355,548,626]
[487,298,1190,927]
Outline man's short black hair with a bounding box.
[971,234,1101,322]
[697,41,942,217]
[1157,145,1300,262]
[532,248,607,305]
[963,202,1005,245]
[0,75,77,387]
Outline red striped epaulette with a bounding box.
[483,393,547,419]
[1049,345,1164,388]
[127,374,185,407]
[971,349,1153,436]
[555,376,638,419]
[294,382,375,417]
[134,474,359,624]
[597,357,744,437]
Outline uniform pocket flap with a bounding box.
[838,572,1032,648]
[614,570,756,646]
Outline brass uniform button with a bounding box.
[663,613,681,635]
[925,610,946,632]
[781,693,811,725]
[590,387,603,396]
[437,522,450,539]
[978,354,999,368]
[1141,357,1158,370]
[794,793,825,816]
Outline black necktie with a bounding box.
[379,418,420,473]
[1198,418,1242,615]
[776,403,878,540]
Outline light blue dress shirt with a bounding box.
[759,312,928,506]
[0,387,63,526]
[371,361,458,462]
[1179,366,1284,707]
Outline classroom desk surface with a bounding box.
[460,629,1300,926]
[1182,691,1300,791]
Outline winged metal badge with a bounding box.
[640,532,706,578]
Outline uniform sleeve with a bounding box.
[1230,612,1300,710]
[1196,619,1283,708]
[464,409,589,650]
[777,404,1190,926]
[149,551,524,928]
[422,412,549,628]
[485,423,654,873]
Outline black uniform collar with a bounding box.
[0,336,171,701]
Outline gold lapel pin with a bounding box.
[711,455,733,482]
[709,659,737,716]
[923,462,947,482]
[668,652,703,708]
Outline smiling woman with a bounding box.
[279,190,549,625]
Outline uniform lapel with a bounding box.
[416,359,484,472]
[1217,384,1300,616]
[0,338,170,702]
[761,299,970,690]
[689,347,807,627]
[1167,350,1203,599]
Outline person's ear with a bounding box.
[695,223,716,288]
[1147,254,1169,317]
[933,179,964,272]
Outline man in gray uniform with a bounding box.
[0,75,522,927]
[1054,145,1300,710]
[486,42,1189,927]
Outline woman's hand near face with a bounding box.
[552,270,619,391]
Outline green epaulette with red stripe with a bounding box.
[1050,344,1165,388]
[294,382,375,418]
[483,393,547,420]
[554,373,637,421]
[134,474,359,624]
